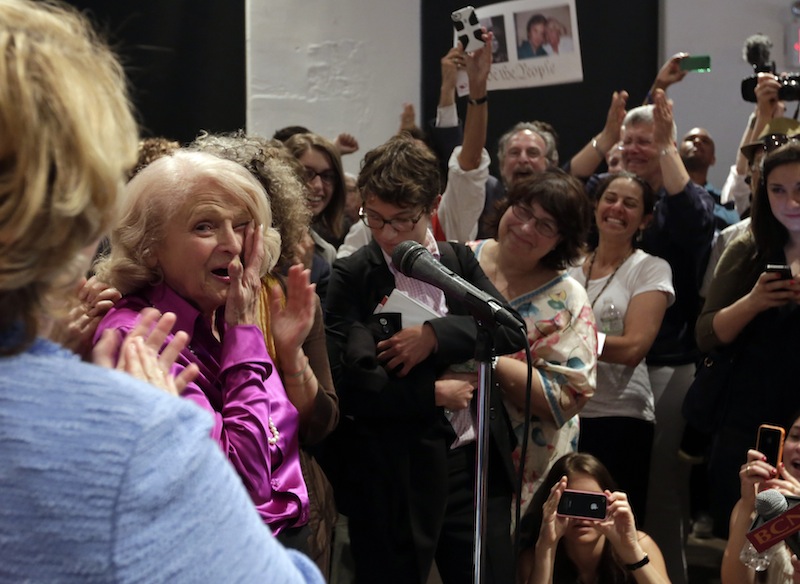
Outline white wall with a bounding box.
[248,0,798,189]
[663,0,795,188]
[246,0,420,176]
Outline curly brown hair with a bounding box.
[357,134,441,212]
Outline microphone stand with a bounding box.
[471,313,499,584]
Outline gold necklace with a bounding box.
[584,248,633,309]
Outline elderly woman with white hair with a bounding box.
[94,150,314,551]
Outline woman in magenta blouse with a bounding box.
[94,150,311,549]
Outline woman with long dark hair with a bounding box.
[698,142,800,537]
[517,453,668,583]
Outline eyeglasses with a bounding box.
[303,167,337,186]
[359,208,425,232]
[762,133,800,153]
[510,204,559,238]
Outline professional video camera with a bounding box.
[741,33,800,102]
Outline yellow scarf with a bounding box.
[257,273,283,368]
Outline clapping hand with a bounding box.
[93,307,199,396]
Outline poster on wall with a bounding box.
[455,0,582,94]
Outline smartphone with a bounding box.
[557,489,608,520]
[766,263,793,280]
[680,55,711,72]
[451,6,485,53]
[757,424,786,467]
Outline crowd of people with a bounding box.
[4,1,800,582]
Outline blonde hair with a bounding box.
[0,0,138,351]
[190,131,311,267]
[95,150,282,295]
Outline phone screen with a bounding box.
[757,424,786,467]
[680,55,711,72]
[557,490,607,520]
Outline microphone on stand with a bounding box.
[391,240,523,329]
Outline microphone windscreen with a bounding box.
[756,488,788,520]
[391,240,426,275]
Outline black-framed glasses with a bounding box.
[359,207,425,232]
[762,133,800,153]
[510,204,559,238]
[303,166,337,186]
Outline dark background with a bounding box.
[421,1,658,175]
[66,0,246,145]
[65,1,657,168]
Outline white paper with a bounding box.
[374,289,439,328]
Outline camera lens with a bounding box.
[779,77,800,101]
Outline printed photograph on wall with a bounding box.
[455,0,582,94]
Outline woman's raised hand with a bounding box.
[538,476,570,548]
[597,491,642,562]
[270,263,316,368]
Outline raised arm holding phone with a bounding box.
[517,453,668,584]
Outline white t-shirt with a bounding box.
[567,249,674,421]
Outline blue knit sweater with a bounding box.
[0,335,323,583]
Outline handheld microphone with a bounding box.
[391,240,523,329]
[748,489,800,558]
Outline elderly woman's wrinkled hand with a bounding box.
[225,221,265,327]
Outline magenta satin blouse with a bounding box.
[94,283,309,534]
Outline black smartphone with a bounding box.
[680,55,711,72]
[451,6,484,53]
[556,489,607,520]
[766,263,793,280]
[757,424,786,467]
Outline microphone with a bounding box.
[391,240,523,329]
[748,489,800,559]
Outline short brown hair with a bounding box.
[493,170,590,270]
[358,134,441,212]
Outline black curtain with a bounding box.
[421,1,658,174]
[66,1,245,145]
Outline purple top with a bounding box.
[94,283,309,534]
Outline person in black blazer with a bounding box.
[324,134,526,583]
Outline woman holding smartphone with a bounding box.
[517,453,668,584]
[722,412,800,584]
[698,142,800,537]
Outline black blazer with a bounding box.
[323,238,525,533]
